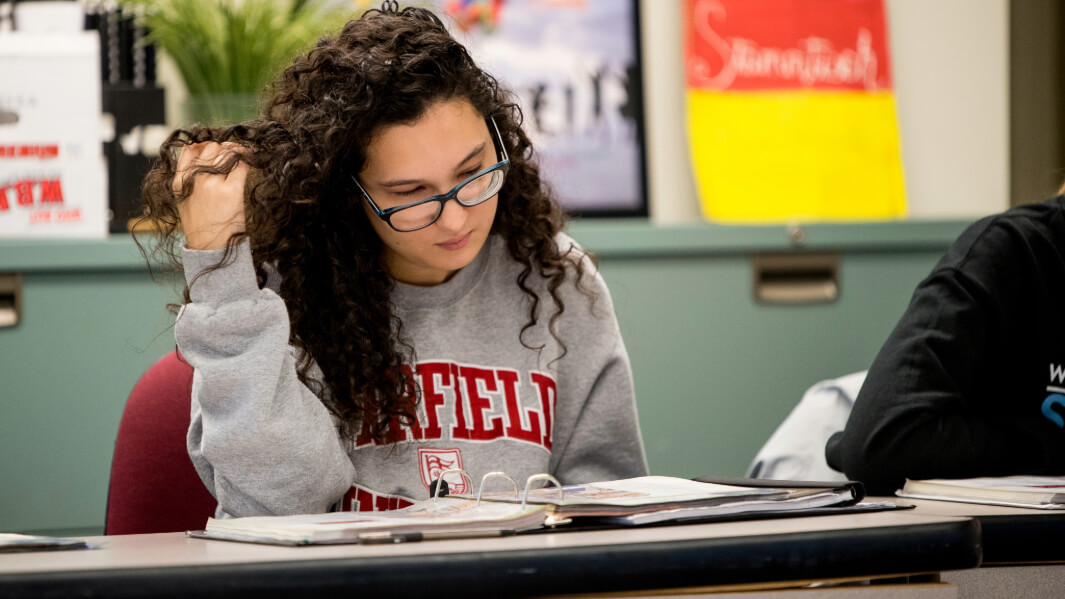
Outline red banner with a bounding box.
[686,0,893,92]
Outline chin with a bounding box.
[439,235,484,266]
[438,246,478,270]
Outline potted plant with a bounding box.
[119,0,353,126]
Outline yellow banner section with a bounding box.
[688,90,907,223]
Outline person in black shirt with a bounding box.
[826,185,1065,495]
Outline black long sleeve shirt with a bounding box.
[826,196,1065,495]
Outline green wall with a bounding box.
[0,239,180,535]
[572,220,970,478]
[0,219,971,535]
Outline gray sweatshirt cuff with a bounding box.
[181,241,261,304]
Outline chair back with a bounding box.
[105,351,216,534]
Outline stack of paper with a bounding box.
[898,476,1065,509]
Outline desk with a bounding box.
[893,497,1065,562]
[889,497,1065,599]
[0,512,978,599]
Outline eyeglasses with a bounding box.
[354,117,510,232]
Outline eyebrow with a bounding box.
[376,142,487,188]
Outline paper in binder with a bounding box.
[600,477,867,525]
[464,475,790,517]
[190,472,873,546]
[194,495,551,546]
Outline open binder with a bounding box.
[189,472,883,546]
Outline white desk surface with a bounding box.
[0,510,969,574]
[885,498,1065,599]
[879,495,1065,564]
[0,510,981,599]
[884,496,1065,517]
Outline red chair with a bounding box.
[105,351,217,534]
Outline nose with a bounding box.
[434,197,469,233]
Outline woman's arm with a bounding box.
[548,257,649,484]
[551,332,649,484]
[173,142,355,516]
[178,243,357,517]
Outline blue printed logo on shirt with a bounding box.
[1042,394,1065,428]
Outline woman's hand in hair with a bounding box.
[174,141,249,251]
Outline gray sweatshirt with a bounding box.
[176,232,648,517]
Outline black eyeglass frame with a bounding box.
[353,117,510,233]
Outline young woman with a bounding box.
[137,3,647,518]
[826,180,1065,494]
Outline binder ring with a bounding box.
[522,474,564,510]
[476,471,518,507]
[433,468,474,503]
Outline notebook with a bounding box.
[897,475,1065,509]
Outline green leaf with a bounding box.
[118,0,351,97]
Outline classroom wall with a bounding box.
[1010,0,1065,205]
[155,0,1015,223]
[641,0,1011,223]
[0,0,1023,536]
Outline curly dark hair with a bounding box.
[135,3,595,443]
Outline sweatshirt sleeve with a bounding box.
[176,241,356,516]
[549,261,649,484]
[825,226,1063,495]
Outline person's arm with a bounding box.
[826,238,1061,495]
[548,264,649,484]
[178,243,357,517]
[173,142,354,516]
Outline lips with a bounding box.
[437,232,471,251]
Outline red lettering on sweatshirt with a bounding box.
[378,364,421,444]
[383,413,408,444]
[499,369,543,444]
[459,365,506,441]
[417,361,452,440]
[353,408,406,447]
[342,484,414,512]
[354,416,373,447]
[530,372,557,451]
[450,362,472,440]
[353,365,422,446]
[353,411,411,447]
[351,360,556,452]
[398,364,423,441]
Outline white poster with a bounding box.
[432,0,647,216]
[0,32,108,238]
